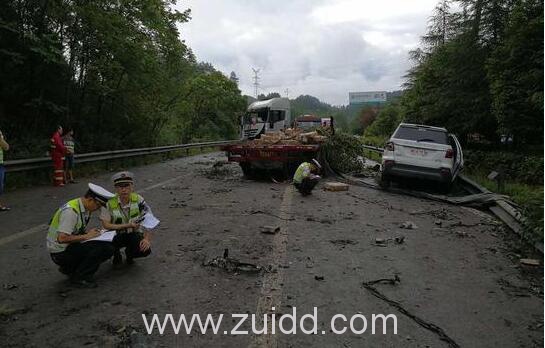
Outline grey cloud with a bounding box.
[177,0,431,104]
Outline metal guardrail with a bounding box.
[362,144,385,153]
[359,142,541,253]
[4,140,237,173]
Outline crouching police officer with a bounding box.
[293,159,322,196]
[47,183,115,288]
[100,171,152,267]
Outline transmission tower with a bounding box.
[252,68,260,98]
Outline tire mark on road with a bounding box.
[0,174,188,247]
[249,185,293,348]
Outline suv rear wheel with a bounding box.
[378,173,391,189]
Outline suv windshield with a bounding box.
[393,126,448,144]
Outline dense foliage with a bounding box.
[0,0,246,158]
[365,0,543,148]
[464,150,544,186]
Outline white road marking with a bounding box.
[249,185,293,348]
[0,224,49,247]
[0,174,188,247]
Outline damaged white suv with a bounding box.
[379,123,463,191]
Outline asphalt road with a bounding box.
[0,153,542,347]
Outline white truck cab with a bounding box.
[242,98,291,139]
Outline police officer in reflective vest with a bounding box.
[47,183,115,288]
[100,171,152,267]
[293,159,322,196]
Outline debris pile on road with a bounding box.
[203,249,264,274]
[200,161,241,180]
[250,128,327,145]
[320,133,369,174]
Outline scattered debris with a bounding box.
[373,236,405,246]
[455,231,474,238]
[400,221,418,229]
[260,226,280,235]
[200,163,240,180]
[374,238,387,246]
[203,249,263,274]
[213,161,226,168]
[497,278,538,297]
[520,259,541,267]
[323,182,349,192]
[169,202,187,208]
[305,257,314,268]
[330,239,358,246]
[2,283,18,290]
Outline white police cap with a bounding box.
[87,183,114,205]
[111,171,134,185]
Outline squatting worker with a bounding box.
[293,159,322,196]
[47,183,115,288]
[100,171,152,267]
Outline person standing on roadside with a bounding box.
[63,128,76,184]
[0,129,10,211]
[50,125,66,187]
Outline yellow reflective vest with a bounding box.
[293,162,311,184]
[47,198,86,253]
[107,193,141,225]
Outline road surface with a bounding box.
[0,153,542,347]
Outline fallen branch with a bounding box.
[362,276,460,348]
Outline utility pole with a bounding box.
[252,68,260,98]
[284,88,289,99]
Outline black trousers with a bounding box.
[113,233,151,259]
[50,241,115,280]
[294,177,319,195]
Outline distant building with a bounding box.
[349,91,387,106]
[348,90,404,107]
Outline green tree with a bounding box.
[487,0,543,146]
[364,103,403,138]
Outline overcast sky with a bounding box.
[175,0,439,105]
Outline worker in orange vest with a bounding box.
[50,125,67,187]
